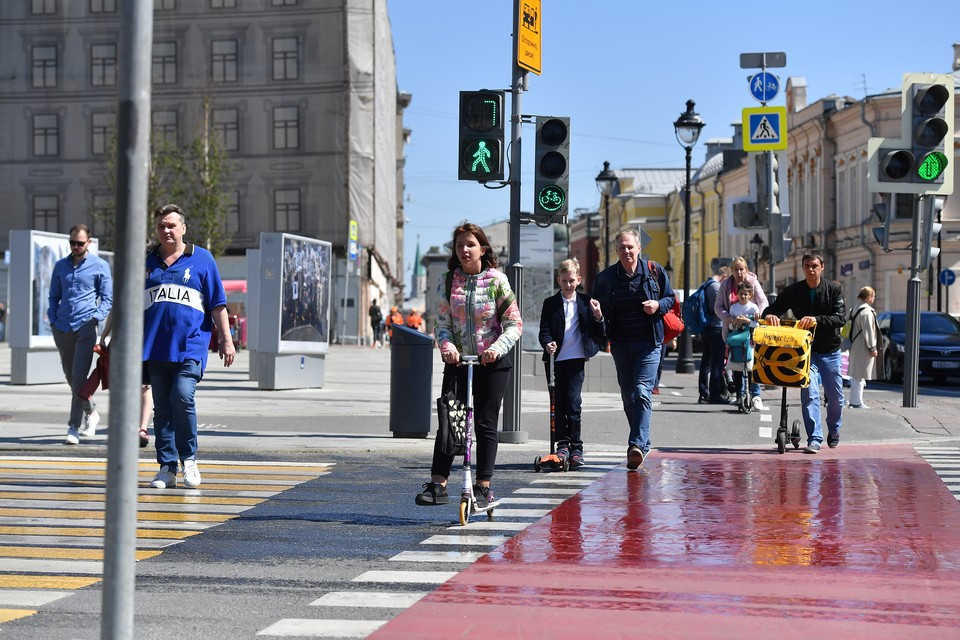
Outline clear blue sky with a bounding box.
[388,1,959,288]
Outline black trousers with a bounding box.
[543,357,585,452]
[431,359,510,483]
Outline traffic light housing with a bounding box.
[867,73,954,195]
[872,193,915,251]
[533,116,570,223]
[458,90,505,182]
[919,196,944,270]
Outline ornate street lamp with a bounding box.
[595,160,617,268]
[673,100,705,374]
[750,233,764,274]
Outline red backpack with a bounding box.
[647,260,684,343]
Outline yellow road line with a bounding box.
[0,508,232,523]
[0,492,263,506]
[0,609,37,623]
[0,575,101,589]
[0,459,334,472]
[0,526,197,540]
[0,546,160,561]
[0,468,319,481]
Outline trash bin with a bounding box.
[389,324,434,438]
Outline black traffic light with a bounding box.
[458,91,505,182]
[919,196,944,270]
[872,193,915,251]
[533,116,570,223]
[869,74,954,195]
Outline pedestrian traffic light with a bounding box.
[919,196,944,270]
[753,151,780,217]
[533,116,570,223]
[867,73,954,195]
[458,90,505,182]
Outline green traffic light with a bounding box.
[537,185,566,212]
[916,151,948,181]
[463,139,498,176]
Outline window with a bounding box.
[91,44,117,86]
[32,0,56,14]
[90,0,116,12]
[154,0,175,10]
[91,112,115,155]
[226,191,240,235]
[33,195,60,231]
[32,46,57,89]
[210,0,236,7]
[33,114,59,156]
[152,110,178,146]
[212,108,239,151]
[273,106,299,150]
[92,193,112,234]
[152,42,177,85]
[272,0,298,5]
[274,189,301,231]
[272,37,299,81]
[211,40,238,83]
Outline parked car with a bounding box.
[876,311,960,383]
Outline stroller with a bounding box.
[725,320,756,414]
[752,319,815,454]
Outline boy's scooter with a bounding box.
[533,352,569,473]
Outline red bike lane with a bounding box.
[375,444,960,639]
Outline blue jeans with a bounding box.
[800,350,843,445]
[148,360,202,467]
[610,341,661,453]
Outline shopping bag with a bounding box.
[436,390,466,457]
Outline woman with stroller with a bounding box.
[715,256,768,410]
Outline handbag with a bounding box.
[646,260,684,344]
[436,387,467,457]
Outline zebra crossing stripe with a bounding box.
[351,570,456,584]
[309,591,427,608]
[257,618,386,637]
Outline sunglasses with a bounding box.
[69,240,88,247]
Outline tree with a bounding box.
[94,97,236,256]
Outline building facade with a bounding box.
[0,0,408,339]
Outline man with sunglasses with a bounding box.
[48,224,113,445]
[762,250,846,453]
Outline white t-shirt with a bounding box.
[556,295,586,361]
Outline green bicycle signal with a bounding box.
[537,184,566,213]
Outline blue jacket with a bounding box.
[590,261,676,347]
[538,291,603,361]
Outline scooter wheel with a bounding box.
[486,508,494,521]
[561,456,570,472]
[791,420,802,449]
[533,456,542,473]
[776,429,787,454]
[458,500,469,526]
[741,395,751,414]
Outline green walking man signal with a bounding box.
[458,90,505,182]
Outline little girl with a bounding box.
[726,281,761,409]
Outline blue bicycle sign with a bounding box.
[749,71,779,103]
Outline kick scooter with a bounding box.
[458,355,499,526]
[534,351,568,472]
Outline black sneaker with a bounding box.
[473,484,491,509]
[415,482,449,506]
[568,452,585,469]
[626,445,645,470]
[827,432,840,449]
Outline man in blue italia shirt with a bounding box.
[145,204,235,489]
[48,224,113,445]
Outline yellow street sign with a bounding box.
[349,219,358,241]
[742,106,788,151]
[516,0,541,75]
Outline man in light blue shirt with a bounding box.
[48,224,113,444]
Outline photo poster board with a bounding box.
[519,224,557,352]
[258,233,332,354]
[8,229,101,349]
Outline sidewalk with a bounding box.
[374,444,960,639]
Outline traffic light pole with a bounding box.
[767,149,778,293]
[500,0,527,443]
[902,196,923,408]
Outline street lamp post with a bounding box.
[750,233,764,275]
[595,161,617,268]
[673,100,705,374]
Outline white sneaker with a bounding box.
[182,459,201,488]
[151,465,177,489]
[64,426,80,445]
[79,410,99,437]
[751,396,765,411]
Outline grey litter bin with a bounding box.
[389,324,434,438]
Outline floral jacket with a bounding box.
[435,267,522,359]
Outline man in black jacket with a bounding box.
[539,258,604,469]
[762,250,846,453]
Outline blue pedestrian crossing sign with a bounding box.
[742,106,788,151]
